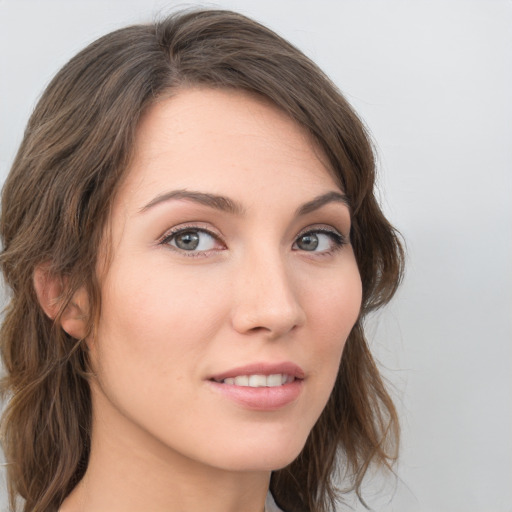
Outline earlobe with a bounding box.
[33,265,89,340]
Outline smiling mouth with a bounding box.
[211,374,297,387]
[208,365,304,410]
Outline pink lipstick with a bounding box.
[207,362,304,411]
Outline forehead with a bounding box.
[119,88,340,209]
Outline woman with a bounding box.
[0,9,403,512]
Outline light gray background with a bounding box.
[1,1,511,511]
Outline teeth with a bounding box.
[221,374,294,387]
[248,375,267,387]
[267,374,282,387]
[234,375,249,386]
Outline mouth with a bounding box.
[208,361,305,385]
[207,362,305,410]
[211,373,298,387]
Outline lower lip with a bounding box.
[207,379,303,411]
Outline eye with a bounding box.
[161,227,223,254]
[293,229,346,253]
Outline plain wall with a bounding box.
[1,1,511,511]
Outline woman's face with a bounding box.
[88,88,362,472]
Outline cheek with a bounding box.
[305,260,362,338]
[303,262,362,381]
[292,260,362,364]
[105,254,224,325]
[87,265,225,426]
[89,257,234,393]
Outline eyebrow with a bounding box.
[139,189,350,216]
[139,189,245,215]
[296,191,350,216]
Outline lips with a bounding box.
[218,374,295,387]
[207,362,305,410]
[208,362,305,382]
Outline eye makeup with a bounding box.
[292,226,347,256]
[158,223,226,258]
[157,220,347,260]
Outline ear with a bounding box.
[33,265,89,340]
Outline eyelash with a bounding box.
[159,225,224,258]
[293,227,347,256]
[159,225,347,257]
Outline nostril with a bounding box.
[230,264,305,336]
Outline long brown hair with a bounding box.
[0,9,404,512]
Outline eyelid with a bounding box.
[295,224,347,242]
[158,223,226,255]
[158,222,221,241]
[157,222,348,256]
[293,225,348,253]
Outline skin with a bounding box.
[57,88,362,512]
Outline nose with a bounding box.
[230,249,306,339]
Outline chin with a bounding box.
[204,430,309,473]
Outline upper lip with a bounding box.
[208,362,305,382]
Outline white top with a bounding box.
[265,492,285,512]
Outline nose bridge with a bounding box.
[231,244,305,337]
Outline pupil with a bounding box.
[176,231,200,250]
[298,234,318,251]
